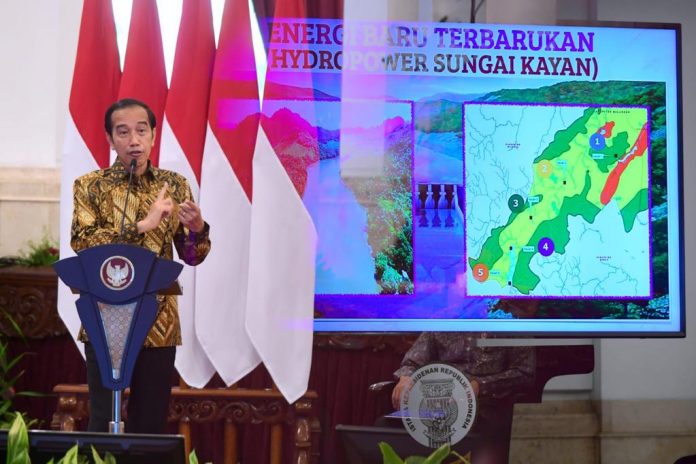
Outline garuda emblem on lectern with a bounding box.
[100,256,135,290]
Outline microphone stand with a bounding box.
[111,158,136,434]
[119,159,137,238]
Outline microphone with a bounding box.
[119,159,137,238]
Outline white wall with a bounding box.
[594,0,696,401]
[0,1,81,168]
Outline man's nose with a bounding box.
[128,133,141,145]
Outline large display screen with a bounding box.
[256,19,683,335]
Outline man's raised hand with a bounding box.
[178,200,205,233]
[137,182,174,234]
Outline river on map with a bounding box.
[303,156,379,294]
[414,130,463,185]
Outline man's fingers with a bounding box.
[157,182,169,201]
[180,200,199,212]
[393,385,404,409]
[179,201,201,220]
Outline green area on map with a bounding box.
[468,106,649,295]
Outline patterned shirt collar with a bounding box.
[107,159,158,188]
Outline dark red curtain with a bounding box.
[306,0,344,19]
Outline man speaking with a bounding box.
[70,98,211,433]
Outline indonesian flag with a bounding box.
[58,0,121,347]
[159,0,217,388]
[246,0,318,403]
[196,0,262,385]
[116,0,167,166]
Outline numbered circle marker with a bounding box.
[536,160,553,178]
[589,133,606,150]
[537,237,555,257]
[507,194,525,213]
[472,263,490,282]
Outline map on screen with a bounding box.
[464,103,651,298]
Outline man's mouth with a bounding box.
[128,150,143,157]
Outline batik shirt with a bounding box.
[394,332,535,399]
[71,160,211,347]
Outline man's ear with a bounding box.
[151,128,157,146]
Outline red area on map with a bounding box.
[599,123,649,205]
[598,121,615,137]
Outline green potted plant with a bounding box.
[0,235,59,269]
[379,442,472,464]
[0,312,40,430]
[6,412,115,464]
[6,413,206,464]
[0,236,59,433]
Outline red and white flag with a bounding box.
[159,0,217,388]
[116,0,167,166]
[196,0,262,385]
[58,0,121,347]
[246,0,318,403]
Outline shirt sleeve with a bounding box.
[475,346,536,399]
[394,332,436,378]
[173,183,211,266]
[70,177,142,252]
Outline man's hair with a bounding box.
[104,98,157,134]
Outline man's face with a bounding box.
[106,106,155,176]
